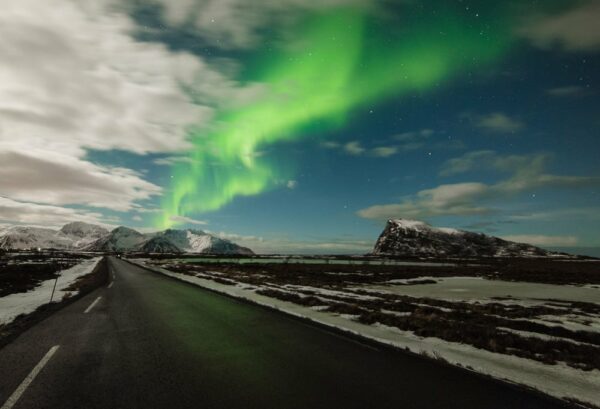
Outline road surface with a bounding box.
[0,257,570,409]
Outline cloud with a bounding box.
[322,140,400,158]
[393,129,434,142]
[509,207,600,221]
[0,197,116,228]
[517,1,600,52]
[440,151,560,178]
[153,156,197,166]
[321,129,455,159]
[473,113,523,133]
[144,0,376,49]
[169,215,208,226]
[0,0,264,218]
[321,141,341,149]
[344,141,366,156]
[501,235,579,247]
[546,86,587,97]
[370,146,398,158]
[210,230,373,254]
[286,180,298,189]
[0,0,215,158]
[0,151,161,211]
[440,150,496,176]
[358,151,600,221]
[357,182,492,220]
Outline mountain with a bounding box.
[0,226,72,250]
[60,222,109,248]
[83,226,146,252]
[147,229,254,254]
[138,236,183,253]
[372,219,563,258]
[0,223,254,255]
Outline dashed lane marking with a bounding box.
[1,345,60,409]
[84,296,102,314]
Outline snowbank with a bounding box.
[0,257,102,326]
[130,259,600,406]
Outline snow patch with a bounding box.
[0,257,102,326]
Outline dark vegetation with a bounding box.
[0,252,91,296]
[255,287,600,371]
[0,256,108,350]
[146,255,600,285]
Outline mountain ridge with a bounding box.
[0,223,253,255]
[372,219,570,258]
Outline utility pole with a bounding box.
[49,275,59,303]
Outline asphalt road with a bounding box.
[0,257,570,409]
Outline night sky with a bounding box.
[1,0,599,254]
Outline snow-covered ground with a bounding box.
[369,276,600,304]
[131,259,600,407]
[0,257,102,326]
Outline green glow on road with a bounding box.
[159,7,510,228]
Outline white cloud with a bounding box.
[323,140,402,158]
[517,1,600,52]
[169,215,208,226]
[210,230,372,254]
[440,150,496,176]
[0,197,117,228]
[0,0,263,217]
[474,113,523,133]
[546,86,587,97]
[286,180,298,189]
[0,151,161,211]
[357,182,492,220]
[147,0,376,49]
[154,156,197,166]
[344,141,366,156]
[358,151,600,221]
[370,146,398,158]
[0,0,211,158]
[509,208,600,222]
[321,141,341,149]
[393,129,434,142]
[501,235,579,247]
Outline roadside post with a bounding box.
[49,275,59,303]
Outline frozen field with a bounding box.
[368,276,600,304]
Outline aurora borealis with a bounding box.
[1,0,599,254]
[159,5,512,228]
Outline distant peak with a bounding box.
[389,219,429,229]
[111,226,141,234]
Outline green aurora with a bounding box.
[158,6,513,228]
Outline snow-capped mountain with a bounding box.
[83,226,146,252]
[372,219,561,258]
[136,229,254,255]
[0,223,254,254]
[84,227,253,254]
[60,222,109,248]
[0,226,73,250]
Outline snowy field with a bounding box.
[368,276,600,304]
[0,257,101,326]
[133,258,600,407]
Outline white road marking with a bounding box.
[1,345,60,409]
[84,296,102,314]
[108,282,114,289]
